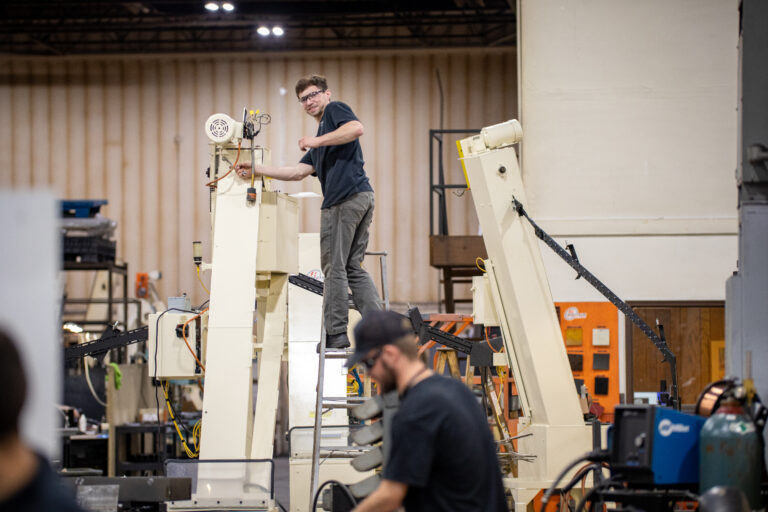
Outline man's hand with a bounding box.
[299,135,321,151]
[235,162,262,179]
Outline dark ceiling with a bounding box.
[0,1,516,56]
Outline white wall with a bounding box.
[0,191,60,458]
[544,236,736,302]
[519,0,740,302]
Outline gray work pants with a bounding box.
[320,191,382,335]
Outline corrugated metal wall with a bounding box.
[0,48,516,307]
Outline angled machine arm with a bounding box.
[510,197,680,410]
[65,326,148,361]
[407,307,499,366]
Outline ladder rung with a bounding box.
[323,402,364,409]
[319,450,367,458]
[323,396,367,403]
[322,352,352,359]
[323,396,370,409]
[320,445,369,452]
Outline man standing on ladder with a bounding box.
[236,74,381,349]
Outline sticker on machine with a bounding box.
[657,419,690,437]
[564,306,587,321]
[307,269,324,282]
[729,421,756,435]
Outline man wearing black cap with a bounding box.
[0,328,84,512]
[347,311,508,512]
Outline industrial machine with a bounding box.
[146,107,368,512]
[609,406,704,487]
[455,120,595,510]
[147,107,295,511]
[455,118,689,510]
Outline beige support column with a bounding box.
[250,273,289,460]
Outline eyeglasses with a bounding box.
[299,89,326,104]
[362,349,382,370]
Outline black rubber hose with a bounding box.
[539,451,609,512]
[312,479,358,511]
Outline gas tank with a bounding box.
[699,398,763,510]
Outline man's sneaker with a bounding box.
[317,332,351,353]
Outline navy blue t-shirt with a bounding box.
[0,454,84,512]
[299,101,373,209]
[383,374,509,512]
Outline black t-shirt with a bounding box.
[299,101,373,209]
[383,374,509,512]
[0,454,84,512]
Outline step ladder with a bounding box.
[307,250,389,510]
[308,337,357,510]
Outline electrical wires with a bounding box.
[312,480,357,511]
[181,308,208,373]
[196,266,210,295]
[539,451,610,512]
[84,357,107,406]
[153,307,205,458]
[206,141,242,188]
[485,326,501,354]
[162,381,200,458]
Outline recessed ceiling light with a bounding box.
[222,2,235,11]
[272,26,284,36]
[204,2,219,11]
[63,322,84,333]
[257,26,271,36]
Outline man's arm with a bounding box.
[235,162,314,181]
[352,479,407,512]
[299,120,364,150]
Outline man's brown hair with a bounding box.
[0,328,27,440]
[295,74,329,97]
[390,334,419,361]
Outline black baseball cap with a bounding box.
[346,310,415,367]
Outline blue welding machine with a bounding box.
[609,405,705,486]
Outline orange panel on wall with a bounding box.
[555,302,620,422]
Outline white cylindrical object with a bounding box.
[204,113,236,144]
[481,119,523,149]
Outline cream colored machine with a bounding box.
[459,121,592,511]
[151,109,297,511]
[148,109,361,511]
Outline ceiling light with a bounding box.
[63,322,84,334]
[272,26,284,36]
[204,2,219,11]
[257,26,271,37]
[222,2,235,11]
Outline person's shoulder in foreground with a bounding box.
[0,454,84,512]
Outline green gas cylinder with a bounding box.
[699,398,763,510]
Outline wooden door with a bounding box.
[627,303,724,406]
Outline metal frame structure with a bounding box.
[429,128,480,237]
[0,1,516,55]
[61,261,130,333]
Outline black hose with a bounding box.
[555,463,604,512]
[539,451,609,512]
[574,477,619,512]
[312,479,358,511]
[574,485,600,512]
[561,463,602,496]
